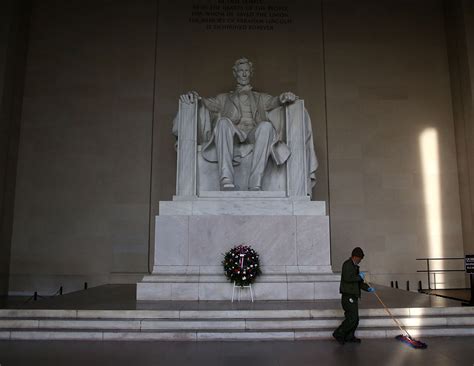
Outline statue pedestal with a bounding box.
[137,195,340,301]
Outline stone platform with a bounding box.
[137,195,339,301]
[1,285,474,341]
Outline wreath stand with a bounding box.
[231,281,254,302]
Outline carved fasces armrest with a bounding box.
[284,99,304,124]
[174,100,211,145]
[284,99,308,197]
[175,100,198,197]
[175,100,198,141]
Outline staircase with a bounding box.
[1,306,473,341]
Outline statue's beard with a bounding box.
[237,77,250,86]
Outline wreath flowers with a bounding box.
[222,244,261,287]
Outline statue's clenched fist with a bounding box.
[279,92,298,104]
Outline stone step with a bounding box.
[1,306,473,320]
[0,316,474,331]
[1,325,474,341]
[1,306,473,341]
[1,314,473,331]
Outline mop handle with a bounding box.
[366,281,412,338]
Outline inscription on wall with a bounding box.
[189,0,292,31]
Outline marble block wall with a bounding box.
[152,214,332,274]
[137,198,339,300]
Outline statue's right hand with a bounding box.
[179,91,200,104]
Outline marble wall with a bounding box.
[6,0,473,294]
[8,0,156,295]
[445,0,474,259]
[325,0,466,288]
[0,0,30,296]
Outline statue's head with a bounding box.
[232,57,253,86]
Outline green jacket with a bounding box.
[339,257,370,297]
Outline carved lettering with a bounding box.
[189,0,292,31]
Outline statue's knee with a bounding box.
[255,121,274,136]
[216,117,233,130]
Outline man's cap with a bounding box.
[351,247,365,258]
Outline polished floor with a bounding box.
[425,289,472,303]
[0,337,473,366]
[0,284,464,311]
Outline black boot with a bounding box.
[346,336,362,343]
[332,332,345,345]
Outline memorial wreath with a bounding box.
[222,244,261,287]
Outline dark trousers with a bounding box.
[333,294,359,340]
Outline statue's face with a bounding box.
[234,63,251,86]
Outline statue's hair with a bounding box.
[233,57,253,76]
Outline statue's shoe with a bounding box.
[221,178,235,191]
[222,183,236,191]
[249,186,262,191]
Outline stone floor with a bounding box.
[425,289,472,303]
[0,284,464,310]
[0,285,472,364]
[0,337,472,366]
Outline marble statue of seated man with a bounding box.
[175,57,317,192]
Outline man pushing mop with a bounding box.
[333,247,375,345]
[333,246,428,348]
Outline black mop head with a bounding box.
[395,334,428,349]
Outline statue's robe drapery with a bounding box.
[172,90,318,195]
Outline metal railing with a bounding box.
[416,257,465,290]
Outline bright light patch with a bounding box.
[420,128,443,260]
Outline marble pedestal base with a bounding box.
[137,197,340,301]
[137,273,339,301]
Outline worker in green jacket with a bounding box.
[333,247,375,344]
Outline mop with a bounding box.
[366,281,428,349]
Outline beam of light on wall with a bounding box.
[420,128,443,261]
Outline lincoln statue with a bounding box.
[175,57,318,193]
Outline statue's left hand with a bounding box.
[179,91,201,104]
[279,92,298,104]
